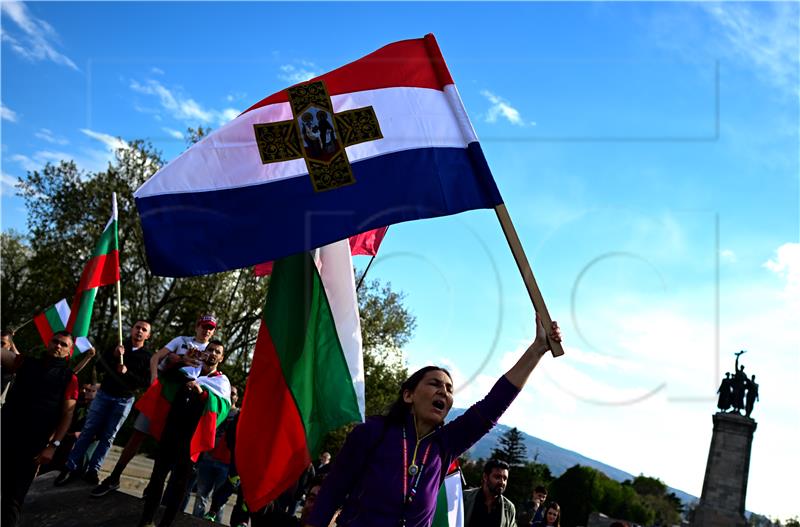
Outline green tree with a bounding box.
[491,427,528,466]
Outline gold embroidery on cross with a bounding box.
[253,81,383,192]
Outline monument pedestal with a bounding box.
[692,412,757,527]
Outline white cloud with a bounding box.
[720,249,737,263]
[130,78,240,126]
[278,63,319,84]
[764,242,800,298]
[34,128,68,145]
[480,90,532,127]
[702,3,799,97]
[0,171,20,196]
[162,127,184,140]
[0,1,78,71]
[80,129,129,152]
[150,67,164,75]
[1,103,18,122]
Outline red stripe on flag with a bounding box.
[33,313,54,346]
[75,250,120,292]
[349,226,388,256]
[237,322,311,511]
[134,381,171,440]
[190,412,218,462]
[244,34,454,114]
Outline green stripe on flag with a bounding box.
[264,252,361,456]
[71,288,98,338]
[44,305,67,332]
[91,220,119,257]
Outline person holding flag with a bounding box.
[54,319,153,487]
[305,315,561,527]
[137,339,231,527]
[1,331,79,527]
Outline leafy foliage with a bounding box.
[491,427,528,467]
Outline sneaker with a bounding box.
[82,469,100,485]
[90,478,120,497]
[54,469,80,487]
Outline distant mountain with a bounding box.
[446,408,698,506]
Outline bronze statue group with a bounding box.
[716,351,759,418]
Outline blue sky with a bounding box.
[2,1,798,519]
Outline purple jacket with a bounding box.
[307,376,519,527]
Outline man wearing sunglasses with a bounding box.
[1,331,79,527]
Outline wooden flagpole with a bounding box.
[494,204,564,357]
[112,193,124,364]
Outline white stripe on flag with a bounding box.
[53,299,70,327]
[135,86,476,198]
[445,471,464,527]
[315,240,365,420]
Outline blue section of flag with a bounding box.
[136,144,503,277]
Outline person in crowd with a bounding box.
[531,501,560,527]
[204,409,245,524]
[192,385,240,518]
[1,331,79,527]
[305,315,561,527]
[138,339,231,527]
[315,452,332,476]
[519,485,548,526]
[55,320,153,486]
[92,314,216,497]
[1,329,20,402]
[463,459,516,527]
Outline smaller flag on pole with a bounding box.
[66,194,120,352]
[34,299,92,354]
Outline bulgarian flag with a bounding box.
[66,193,120,352]
[237,239,365,511]
[33,298,92,354]
[432,462,465,527]
[135,371,232,461]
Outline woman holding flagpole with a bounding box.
[305,315,561,527]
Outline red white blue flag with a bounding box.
[134,34,502,277]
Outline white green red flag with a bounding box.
[237,239,364,511]
[135,371,231,461]
[432,463,465,527]
[66,194,120,352]
[33,298,92,354]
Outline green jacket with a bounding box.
[463,487,516,527]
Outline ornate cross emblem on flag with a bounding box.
[253,81,383,192]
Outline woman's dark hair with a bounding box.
[542,500,561,527]
[384,366,452,424]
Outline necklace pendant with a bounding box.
[408,464,419,476]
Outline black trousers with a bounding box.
[0,435,44,527]
[139,387,205,527]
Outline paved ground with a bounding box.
[20,447,235,527]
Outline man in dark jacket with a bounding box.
[463,459,516,527]
[55,320,152,486]
[1,331,79,527]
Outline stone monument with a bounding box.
[692,352,758,527]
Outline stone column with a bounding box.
[692,412,757,527]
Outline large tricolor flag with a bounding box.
[66,194,120,350]
[33,298,92,353]
[134,34,503,277]
[237,239,364,511]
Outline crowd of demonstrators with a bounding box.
[92,314,218,497]
[54,320,153,487]
[531,501,560,527]
[463,459,516,527]
[305,315,561,527]
[1,331,79,527]
[137,338,231,527]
